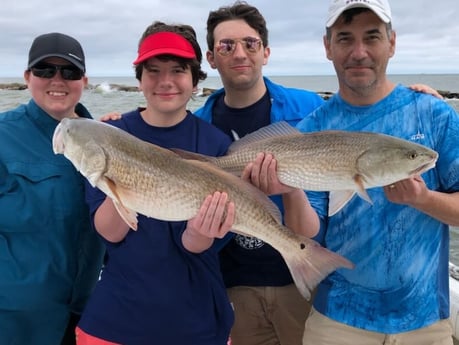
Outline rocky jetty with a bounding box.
[0,83,28,90]
[198,88,458,100]
[438,90,459,99]
[0,83,457,100]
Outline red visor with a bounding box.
[133,32,196,65]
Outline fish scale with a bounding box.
[52,118,354,300]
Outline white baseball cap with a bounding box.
[326,0,392,28]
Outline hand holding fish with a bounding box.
[242,152,297,196]
[183,191,235,253]
[385,175,459,227]
[241,152,320,238]
[384,175,428,205]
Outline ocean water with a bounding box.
[1,74,458,118]
[2,74,459,264]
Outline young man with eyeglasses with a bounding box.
[0,32,104,345]
[195,2,325,344]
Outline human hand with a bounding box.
[99,112,122,122]
[409,84,443,99]
[384,175,429,206]
[186,191,235,240]
[241,152,296,195]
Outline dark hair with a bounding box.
[206,1,268,51]
[325,8,392,40]
[135,21,206,86]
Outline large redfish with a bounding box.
[173,122,438,216]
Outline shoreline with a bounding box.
[1,83,458,100]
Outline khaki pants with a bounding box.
[228,284,312,345]
[303,307,453,345]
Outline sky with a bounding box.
[1,0,458,78]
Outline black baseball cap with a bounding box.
[28,32,86,72]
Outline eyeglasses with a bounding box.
[30,63,84,81]
[215,37,262,56]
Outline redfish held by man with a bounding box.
[172,121,438,216]
[52,118,354,300]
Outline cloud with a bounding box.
[0,0,457,78]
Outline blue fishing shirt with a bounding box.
[79,110,234,345]
[0,99,105,345]
[296,84,459,333]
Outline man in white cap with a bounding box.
[297,1,459,344]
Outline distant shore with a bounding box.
[1,82,458,100]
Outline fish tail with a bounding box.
[282,238,354,300]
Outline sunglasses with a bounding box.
[215,37,262,56]
[30,63,84,81]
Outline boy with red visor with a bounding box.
[76,21,234,345]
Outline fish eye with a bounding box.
[409,152,418,160]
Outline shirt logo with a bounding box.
[410,133,425,141]
[235,234,265,250]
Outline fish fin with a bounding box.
[105,177,139,231]
[228,121,300,153]
[328,174,373,216]
[356,189,372,204]
[80,142,107,187]
[354,174,372,204]
[328,191,356,216]
[282,234,354,300]
[231,130,240,141]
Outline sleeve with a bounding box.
[84,179,111,236]
[213,232,236,252]
[306,191,329,245]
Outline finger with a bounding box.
[217,201,236,238]
[208,192,228,232]
[250,153,265,186]
[195,194,213,226]
[259,153,272,190]
[241,162,253,182]
[202,192,221,231]
[383,183,395,195]
[267,156,278,185]
[413,175,423,183]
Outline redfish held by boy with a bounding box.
[52,118,354,300]
[172,122,438,216]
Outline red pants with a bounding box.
[75,327,120,345]
[76,327,232,345]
